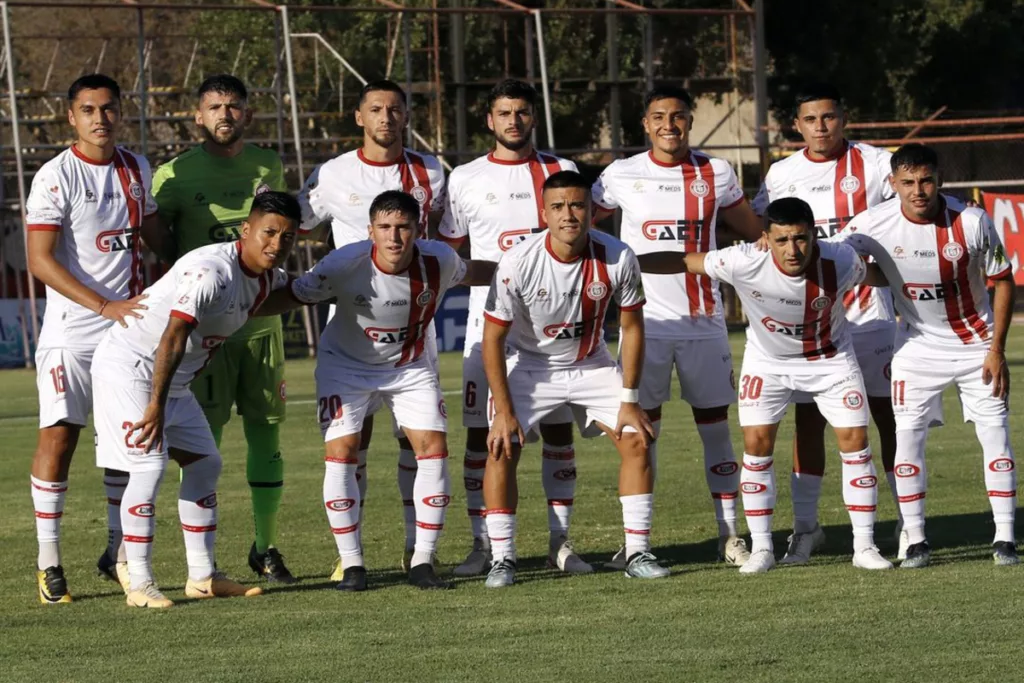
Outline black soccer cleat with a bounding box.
[993,541,1019,567]
[37,565,72,604]
[900,541,931,569]
[408,563,453,590]
[248,543,297,584]
[335,566,367,592]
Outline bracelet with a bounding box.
[620,387,640,403]
[98,300,109,316]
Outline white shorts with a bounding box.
[35,347,94,428]
[851,328,894,398]
[890,344,1007,431]
[737,359,870,429]
[638,335,736,410]
[317,358,447,442]
[386,324,440,439]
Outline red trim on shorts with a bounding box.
[331,524,359,534]
[416,521,444,530]
[181,524,217,533]
[990,266,1012,280]
[415,452,449,461]
[483,311,512,327]
[170,310,198,327]
[123,534,153,543]
[27,223,61,231]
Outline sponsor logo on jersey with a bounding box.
[942,241,964,261]
[750,290,763,301]
[810,184,832,193]
[129,503,154,517]
[810,295,831,311]
[893,246,905,259]
[411,186,428,204]
[485,192,499,205]
[325,498,355,512]
[416,290,434,307]
[84,188,97,203]
[913,249,936,258]
[633,180,646,193]
[710,462,738,476]
[554,467,577,481]
[498,227,543,251]
[197,493,218,509]
[509,191,531,201]
[657,183,682,193]
[741,482,766,494]
[641,219,702,241]
[813,218,848,238]
[95,227,138,253]
[901,282,958,301]
[208,221,244,242]
[839,175,861,194]
[989,458,1015,472]
[850,476,877,488]
[543,321,586,339]
[895,464,920,477]
[689,178,710,197]
[423,495,450,508]
[843,390,864,410]
[364,326,411,343]
[586,281,608,301]
[354,294,370,307]
[761,317,810,336]
[536,288,549,301]
[384,299,408,307]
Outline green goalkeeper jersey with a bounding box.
[152,143,287,338]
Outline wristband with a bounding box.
[98,300,109,316]
[620,388,640,403]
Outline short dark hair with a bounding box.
[643,85,695,113]
[794,82,843,110]
[358,79,406,107]
[891,143,939,174]
[198,74,247,102]
[542,170,591,196]
[369,190,420,224]
[487,78,537,111]
[68,74,120,103]
[249,190,300,224]
[764,197,815,232]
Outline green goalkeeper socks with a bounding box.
[243,419,283,554]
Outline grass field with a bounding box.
[1,332,1021,682]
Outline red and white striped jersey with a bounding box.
[297,148,446,247]
[592,150,744,340]
[484,230,645,370]
[290,239,465,368]
[25,145,158,351]
[752,141,895,329]
[838,196,1013,357]
[97,241,288,396]
[703,241,865,374]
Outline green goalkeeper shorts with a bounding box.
[192,326,287,428]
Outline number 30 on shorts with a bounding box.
[738,375,763,401]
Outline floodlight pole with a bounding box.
[752,0,769,174]
[532,10,556,152]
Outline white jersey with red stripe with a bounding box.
[703,241,866,375]
[838,195,1013,359]
[592,150,744,340]
[484,231,645,370]
[297,148,446,247]
[438,150,577,339]
[25,145,158,351]
[290,239,466,369]
[95,241,288,397]
[752,141,896,329]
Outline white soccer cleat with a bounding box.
[185,571,263,599]
[453,539,492,577]
[738,548,776,575]
[852,545,894,570]
[897,528,910,561]
[605,545,628,571]
[719,536,751,566]
[126,581,173,609]
[547,537,594,574]
[779,524,826,566]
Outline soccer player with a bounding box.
[835,144,1017,568]
[482,170,669,588]
[298,80,446,573]
[592,86,763,567]
[25,74,155,603]
[751,83,900,564]
[638,197,893,573]
[90,191,299,608]
[261,191,495,591]
[146,75,295,583]
[439,79,587,577]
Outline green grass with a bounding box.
[0,332,1021,682]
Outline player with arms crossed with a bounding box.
[751,83,901,564]
[439,79,588,576]
[836,144,1017,568]
[298,80,446,573]
[640,197,892,573]
[262,191,494,591]
[592,86,764,567]
[26,74,156,603]
[146,75,295,583]
[482,170,668,588]
[90,191,299,608]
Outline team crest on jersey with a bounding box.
[689,178,710,198]
[411,186,428,204]
[843,390,864,410]
[417,289,434,307]
[128,181,144,201]
[839,175,861,194]
[942,241,964,261]
[586,281,608,301]
[810,295,831,311]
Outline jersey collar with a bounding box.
[545,232,587,263]
[71,143,114,166]
[801,140,849,163]
[770,242,820,277]
[236,240,261,278]
[900,196,947,225]
[487,150,537,166]
[357,148,402,167]
[371,243,417,274]
[647,149,690,168]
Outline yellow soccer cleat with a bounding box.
[125,581,173,609]
[329,558,343,582]
[37,566,72,605]
[185,571,263,599]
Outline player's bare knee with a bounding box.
[407,430,447,457]
[326,434,362,462]
[33,424,79,476]
[466,427,489,452]
[834,427,869,453]
[742,426,776,457]
[616,432,650,464]
[538,421,573,447]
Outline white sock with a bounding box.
[741,453,776,554]
[541,443,576,544]
[121,469,164,590]
[31,476,66,570]
[696,420,739,537]
[179,455,221,582]
[621,493,654,558]
[356,449,368,526]
[412,451,450,567]
[885,470,903,524]
[103,472,129,561]
[976,423,1017,543]
[463,449,488,543]
[485,510,517,563]
[325,456,363,568]
[648,420,661,482]
[397,448,418,551]
[840,448,877,551]
[791,471,823,534]
[894,429,928,545]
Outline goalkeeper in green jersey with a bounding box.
[147,75,295,583]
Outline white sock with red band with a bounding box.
[621,493,654,558]
[324,456,363,569]
[976,423,1017,543]
[103,472,129,562]
[840,448,877,551]
[741,454,775,554]
[179,455,221,582]
[485,510,517,563]
[412,452,450,567]
[696,420,740,537]
[31,476,66,570]
[541,443,576,543]
[121,469,164,591]
[894,429,928,545]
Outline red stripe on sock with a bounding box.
[416,522,444,530]
[624,528,651,535]
[181,524,217,533]
[746,509,774,516]
[898,493,926,502]
[489,536,510,542]
[547,499,574,506]
[107,498,122,506]
[712,492,738,500]
[463,459,487,469]
[34,511,62,519]
[31,482,67,493]
[325,456,359,464]
[988,490,1016,498]
[483,508,516,516]
[103,481,128,488]
[846,505,877,512]
[123,534,153,543]
[331,524,359,534]
[416,452,449,461]
[743,460,773,472]
[467,509,484,517]
[398,464,418,471]
[402,499,414,506]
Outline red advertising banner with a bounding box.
[982,192,1024,285]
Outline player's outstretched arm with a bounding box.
[460,259,497,287]
[720,200,764,242]
[133,316,191,453]
[983,272,1016,399]
[27,230,148,327]
[636,251,708,275]
[482,318,524,459]
[615,308,654,446]
[254,281,311,316]
[140,212,177,264]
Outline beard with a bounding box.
[369,130,400,148]
[494,129,532,152]
[201,122,244,147]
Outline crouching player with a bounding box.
[90,191,299,607]
[482,170,667,588]
[639,197,891,573]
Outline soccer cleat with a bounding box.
[248,543,297,584]
[719,536,751,566]
[453,539,492,577]
[329,558,343,582]
[605,545,628,571]
[739,549,776,575]
[37,566,72,604]
[900,542,931,569]
[97,551,130,594]
[992,541,1019,567]
[778,525,826,566]
[401,549,438,573]
[547,537,594,574]
[126,581,173,609]
[485,559,517,588]
[185,571,263,599]
[408,563,453,590]
[624,551,670,579]
[852,546,894,570]
[335,566,367,592]
[897,529,910,561]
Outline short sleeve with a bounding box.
[702,246,741,285]
[977,211,1013,279]
[25,165,66,230]
[560,158,579,173]
[267,155,288,192]
[750,179,771,217]
[591,165,618,210]
[876,149,895,200]
[828,212,871,256]
[297,165,327,233]
[138,157,159,216]
[837,244,868,292]
[427,158,447,212]
[290,253,339,304]
[270,267,290,291]
[151,162,179,228]
[437,173,467,241]
[435,244,467,292]
[716,161,745,209]
[169,265,225,326]
[615,249,646,311]
[483,258,517,326]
